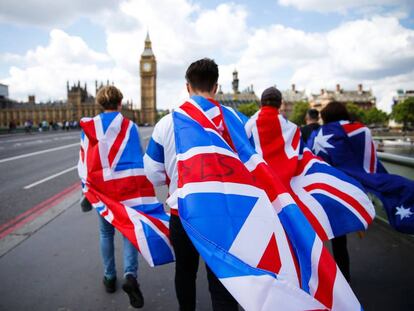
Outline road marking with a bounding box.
[23,165,78,189]
[0,182,80,241]
[0,143,79,164]
[0,133,79,144]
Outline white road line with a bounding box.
[23,165,78,189]
[0,134,79,144]
[0,143,79,164]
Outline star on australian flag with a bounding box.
[312,130,335,155]
[395,205,413,220]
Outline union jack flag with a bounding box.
[246,107,375,240]
[173,96,362,310]
[78,112,174,266]
[309,121,414,234]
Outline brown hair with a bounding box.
[96,85,123,110]
[320,101,350,124]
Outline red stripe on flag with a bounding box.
[180,101,236,150]
[108,118,130,167]
[177,153,255,188]
[304,183,373,224]
[289,190,329,241]
[256,107,298,187]
[257,233,282,274]
[313,247,337,309]
[370,141,376,173]
[342,122,364,134]
[137,211,170,241]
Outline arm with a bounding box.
[144,119,168,186]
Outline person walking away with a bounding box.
[144,58,239,311]
[300,109,320,145]
[78,85,144,308]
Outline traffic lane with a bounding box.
[0,126,152,160]
[0,147,79,226]
[0,126,154,227]
[0,131,80,160]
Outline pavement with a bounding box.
[1,130,414,311]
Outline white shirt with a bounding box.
[144,113,179,210]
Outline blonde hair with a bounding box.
[96,85,123,110]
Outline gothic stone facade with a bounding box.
[140,33,157,125]
[215,69,259,108]
[0,82,140,128]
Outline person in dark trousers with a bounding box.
[319,102,353,283]
[144,58,239,311]
[301,109,320,144]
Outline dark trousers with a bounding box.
[170,214,239,311]
[331,235,350,282]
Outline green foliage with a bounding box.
[391,97,414,130]
[346,102,365,122]
[289,101,309,126]
[156,109,170,122]
[237,102,259,117]
[364,107,389,126]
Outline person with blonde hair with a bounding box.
[79,85,148,308]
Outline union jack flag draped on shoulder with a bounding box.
[309,121,414,234]
[173,96,362,310]
[245,106,375,240]
[78,112,174,266]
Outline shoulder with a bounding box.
[152,113,173,143]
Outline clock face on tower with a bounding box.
[143,62,152,72]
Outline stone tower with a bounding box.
[232,69,239,94]
[140,32,157,125]
[67,81,88,120]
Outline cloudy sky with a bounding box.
[1,0,413,112]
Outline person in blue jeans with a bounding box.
[98,214,138,291]
[79,85,144,308]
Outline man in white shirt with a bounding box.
[144,58,238,311]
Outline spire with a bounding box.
[142,31,154,56]
[232,69,239,94]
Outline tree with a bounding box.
[346,102,365,122]
[364,107,389,126]
[391,97,414,131]
[156,109,170,122]
[237,102,259,117]
[289,101,309,126]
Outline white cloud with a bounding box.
[0,29,127,103]
[0,0,119,26]
[278,0,413,14]
[1,1,413,113]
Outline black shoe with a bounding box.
[103,276,117,293]
[122,275,144,308]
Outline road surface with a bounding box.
[0,129,413,310]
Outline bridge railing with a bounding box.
[377,152,414,179]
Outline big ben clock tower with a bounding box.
[140,32,157,125]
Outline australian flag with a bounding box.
[78,112,174,266]
[246,107,375,241]
[309,120,414,234]
[173,96,362,310]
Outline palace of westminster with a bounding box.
[0,34,377,129]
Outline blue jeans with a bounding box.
[98,214,138,279]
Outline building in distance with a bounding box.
[280,84,307,118]
[215,69,259,109]
[393,89,414,106]
[310,84,376,111]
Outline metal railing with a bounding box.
[377,152,414,179]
